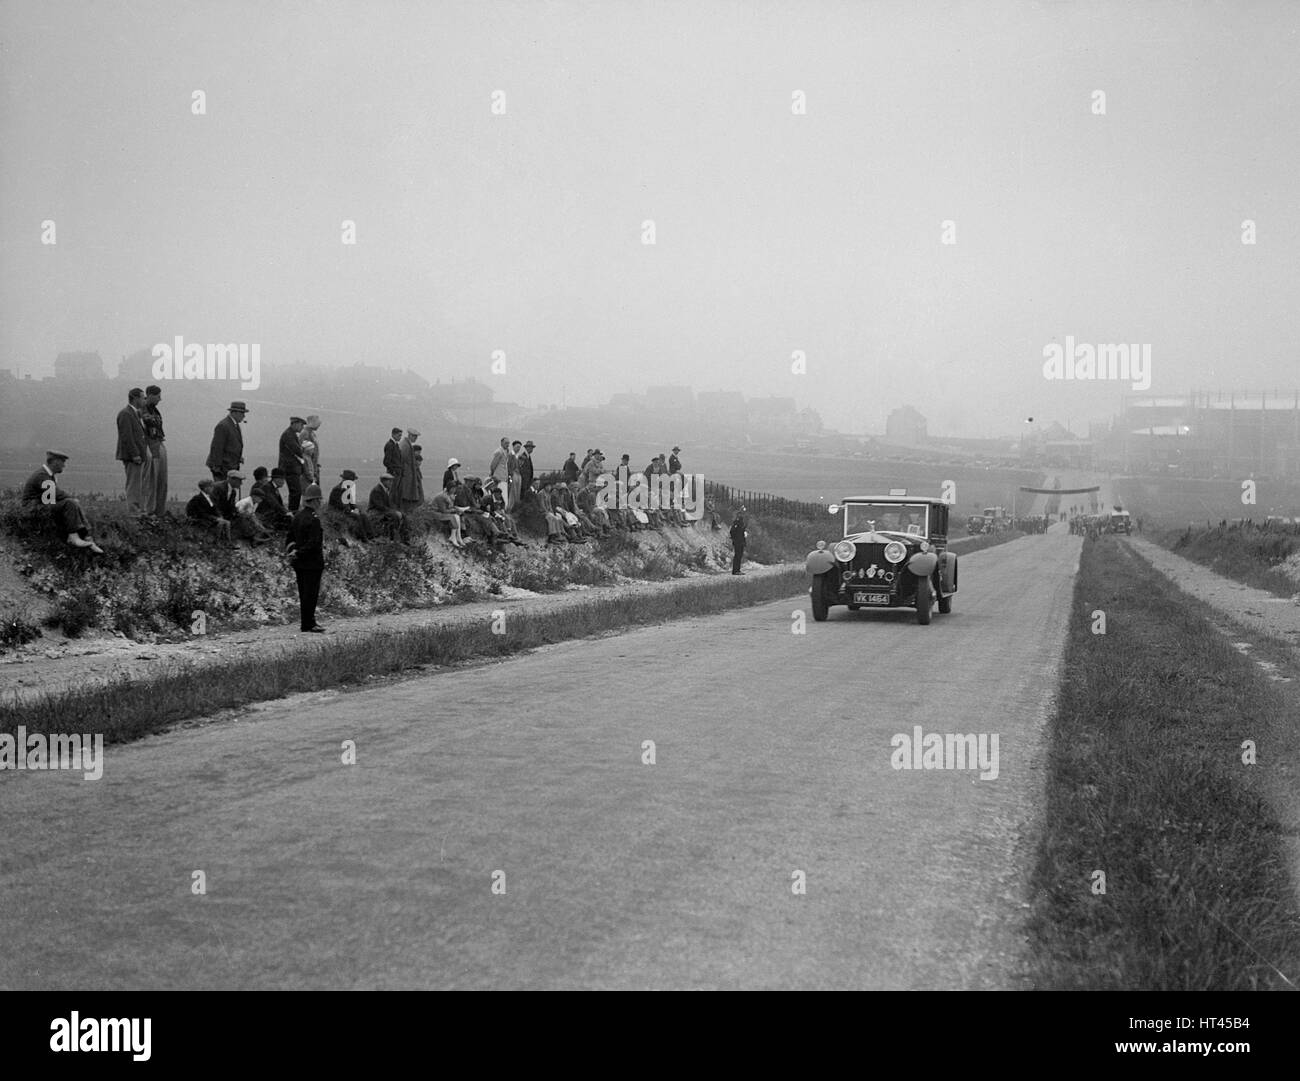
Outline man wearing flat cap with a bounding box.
[395,428,424,511]
[206,401,247,482]
[115,387,149,514]
[278,415,308,511]
[252,467,292,532]
[22,450,104,553]
[287,484,326,632]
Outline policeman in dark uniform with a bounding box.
[287,483,326,632]
[730,507,748,574]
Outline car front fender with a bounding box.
[907,551,938,577]
[806,549,836,575]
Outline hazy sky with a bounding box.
[2,0,1297,436]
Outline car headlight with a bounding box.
[883,541,907,563]
[833,539,857,562]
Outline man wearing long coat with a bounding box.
[395,428,424,511]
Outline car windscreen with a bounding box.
[844,504,928,536]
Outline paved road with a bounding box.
[1,528,1081,990]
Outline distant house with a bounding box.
[55,351,106,380]
[696,391,747,428]
[885,405,928,445]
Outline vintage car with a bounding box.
[1108,509,1132,535]
[806,494,958,625]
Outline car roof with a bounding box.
[839,496,948,505]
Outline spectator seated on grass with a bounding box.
[186,479,232,543]
[214,471,269,546]
[367,473,410,543]
[233,490,273,547]
[252,467,292,532]
[20,449,104,554]
[532,480,569,545]
[456,477,511,550]
[428,484,468,548]
[575,481,612,537]
[546,480,590,543]
[557,481,601,539]
[327,469,375,544]
[483,479,528,547]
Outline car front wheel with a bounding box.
[811,578,830,622]
[915,574,932,625]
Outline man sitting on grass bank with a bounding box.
[21,450,104,554]
[185,479,232,543]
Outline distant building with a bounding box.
[885,405,928,446]
[645,385,695,415]
[55,351,106,380]
[696,391,747,428]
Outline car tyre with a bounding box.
[915,574,932,625]
[811,578,830,622]
[937,580,952,615]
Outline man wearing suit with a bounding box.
[382,427,403,479]
[206,401,247,482]
[252,467,292,531]
[367,473,409,542]
[115,387,149,514]
[22,450,104,553]
[278,415,308,511]
[141,385,168,516]
[185,479,232,542]
[287,484,326,632]
[488,436,510,486]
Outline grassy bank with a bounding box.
[1152,521,1300,599]
[2,567,807,745]
[1027,536,1300,990]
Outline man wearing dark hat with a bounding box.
[328,469,373,541]
[668,446,682,475]
[22,450,104,553]
[278,415,308,511]
[206,401,247,482]
[252,467,292,531]
[287,483,326,632]
[142,385,168,516]
[562,451,580,484]
[115,387,149,514]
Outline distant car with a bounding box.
[806,495,958,625]
[1108,510,1132,534]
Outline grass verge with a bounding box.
[3,567,806,746]
[1152,523,1300,600]
[1027,536,1300,989]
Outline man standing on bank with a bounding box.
[115,387,149,514]
[141,384,168,517]
[206,400,247,482]
[278,415,308,511]
[287,483,326,633]
[730,506,748,575]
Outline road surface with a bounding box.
[1,527,1081,989]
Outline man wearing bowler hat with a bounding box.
[287,483,326,632]
[328,468,373,541]
[206,401,247,482]
[278,415,308,511]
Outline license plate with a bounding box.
[854,591,890,606]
